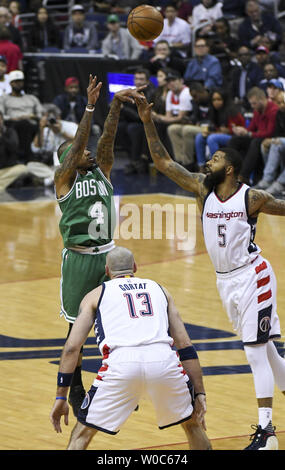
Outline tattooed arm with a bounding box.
[135,95,207,208]
[248,188,285,216]
[54,75,102,195]
[96,86,147,181]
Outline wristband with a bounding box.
[56,396,67,400]
[178,345,198,361]
[57,372,73,387]
[194,392,206,399]
[86,104,95,112]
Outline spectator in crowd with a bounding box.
[255,90,285,194]
[221,0,246,17]
[53,77,86,124]
[192,0,223,37]
[149,67,173,154]
[153,2,191,58]
[207,17,239,78]
[254,45,285,78]
[53,76,101,153]
[0,54,11,95]
[0,109,28,191]
[266,79,284,104]
[194,88,245,167]
[116,68,155,174]
[27,6,62,51]
[148,39,186,76]
[238,0,282,51]
[0,6,22,50]
[29,103,77,186]
[0,69,42,162]
[166,76,207,170]
[230,45,263,110]
[9,1,22,31]
[259,62,285,91]
[184,37,223,90]
[63,4,99,51]
[101,14,143,59]
[228,86,279,184]
[174,0,193,21]
[0,25,22,72]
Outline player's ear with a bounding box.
[105,265,110,277]
[133,262,137,273]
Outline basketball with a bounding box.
[127,5,164,41]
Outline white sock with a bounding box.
[258,407,272,429]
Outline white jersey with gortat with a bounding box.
[202,183,261,273]
[95,277,173,356]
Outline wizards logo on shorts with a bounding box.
[257,305,272,342]
[81,392,91,410]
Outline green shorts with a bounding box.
[60,248,109,323]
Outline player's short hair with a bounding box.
[106,247,135,276]
[247,86,266,100]
[219,147,243,177]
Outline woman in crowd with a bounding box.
[27,6,62,51]
[194,88,245,167]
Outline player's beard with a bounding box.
[204,167,226,191]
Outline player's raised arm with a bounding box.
[96,86,147,181]
[248,188,285,216]
[135,95,206,197]
[54,75,102,193]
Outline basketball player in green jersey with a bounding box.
[54,74,146,416]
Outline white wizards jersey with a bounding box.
[95,277,173,355]
[202,183,261,273]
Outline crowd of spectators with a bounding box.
[0,0,285,196]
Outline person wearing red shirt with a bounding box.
[228,86,278,184]
[0,24,22,72]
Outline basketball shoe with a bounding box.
[244,424,278,450]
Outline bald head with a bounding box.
[106,247,136,278]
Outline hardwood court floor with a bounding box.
[0,193,285,451]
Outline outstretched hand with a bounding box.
[114,86,147,104]
[50,399,69,433]
[134,94,154,123]
[87,74,103,106]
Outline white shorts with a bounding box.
[77,343,194,434]
[216,256,281,345]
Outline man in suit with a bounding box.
[230,45,263,110]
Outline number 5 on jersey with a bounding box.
[218,224,227,247]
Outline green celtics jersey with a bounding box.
[57,166,116,248]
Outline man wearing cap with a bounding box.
[255,45,285,78]
[101,14,143,59]
[53,77,87,124]
[0,55,11,96]
[63,4,99,51]
[53,77,101,154]
[267,78,284,104]
[0,69,43,162]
